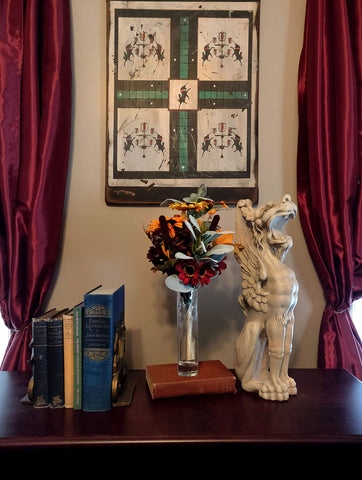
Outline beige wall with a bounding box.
[47,0,325,369]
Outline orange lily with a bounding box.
[213,231,234,246]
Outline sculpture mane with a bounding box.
[234,194,299,401]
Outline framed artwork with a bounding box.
[106,1,259,205]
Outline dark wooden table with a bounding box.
[1,368,362,458]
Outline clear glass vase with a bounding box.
[177,289,199,377]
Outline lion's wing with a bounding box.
[234,200,269,314]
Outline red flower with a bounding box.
[215,258,227,275]
[175,259,224,288]
[175,259,200,287]
[198,262,217,286]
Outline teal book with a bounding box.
[31,309,56,408]
[82,285,125,412]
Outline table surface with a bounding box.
[1,368,362,449]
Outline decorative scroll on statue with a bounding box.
[234,195,299,401]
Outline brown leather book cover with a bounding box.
[146,360,237,399]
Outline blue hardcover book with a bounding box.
[82,285,125,412]
[31,309,56,408]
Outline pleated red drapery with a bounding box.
[297,0,362,379]
[0,1,72,370]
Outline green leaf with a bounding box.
[160,198,180,207]
[184,219,196,240]
[203,230,234,236]
[202,253,226,264]
[198,242,207,254]
[189,215,201,232]
[197,183,207,198]
[202,230,234,244]
[175,252,194,260]
[183,193,197,203]
[204,244,235,256]
[200,256,218,263]
[165,275,194,293]
[183,184,210,203]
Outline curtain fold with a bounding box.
[297,0,362,379]
[0,0,72,371]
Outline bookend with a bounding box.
[22,374,136,408]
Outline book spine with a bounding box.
[73,305,83,409]
[150,378,236,399]
[82,296,113,412]
[32,319,49,408]
[47,318,65,408]
[82,287,124,411]
[63,312,74,408]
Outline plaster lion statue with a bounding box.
[234,194,299,401]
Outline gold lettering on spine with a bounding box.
[84,349,110,362]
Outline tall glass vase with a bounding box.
[177,289,199,377]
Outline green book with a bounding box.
[47,309,68,408]
[73,303,83,410]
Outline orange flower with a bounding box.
[161,244,171,258]
[168,200,214,214]
[213,231,234,246]
[194,200,213,211]
[169,202,195,211]
[147,215,185,236]
[172,215,186,228]
[146,218,162,234]
[167,225,176,238]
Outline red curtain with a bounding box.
[0,1,72,371]
[297,0,362,379]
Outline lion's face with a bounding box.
[258,194,297,230]
[236,194,297,260]
[255,195,297,257]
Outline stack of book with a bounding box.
[29,285,126,412]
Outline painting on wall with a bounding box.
[106,0,259,205]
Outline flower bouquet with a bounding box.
[145,184,234,376]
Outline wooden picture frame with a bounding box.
[106,1,259,205]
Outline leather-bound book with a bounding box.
[146,360,237,399]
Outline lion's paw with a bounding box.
[258,379,289,401]
[280,375,297,396]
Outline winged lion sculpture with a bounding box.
[234,195,299,401]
